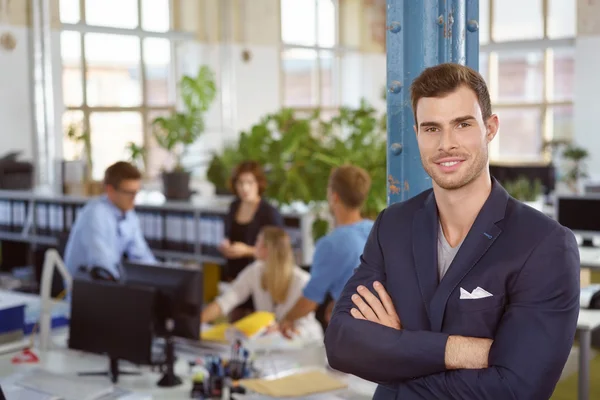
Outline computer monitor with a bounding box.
[121,261,202,387]
[490,163,555,195]
[585,183,600,195]
[121,261,203,340]
[68,277,156,383]
[555,195,600,247]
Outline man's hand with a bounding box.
[350,281,401,330]
[278,319,298,339]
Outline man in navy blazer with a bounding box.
[324,63,580,399]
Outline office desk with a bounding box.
[577,309,600,400]
[0,331,376,399]
[580,247,600,269]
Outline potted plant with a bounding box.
[205,101,387,241]
[152,65,217,200]
[503,176,543,210]
[206,146,244,195]
[65,121,92,183]
[561,145,589,194]
[125,141,146,173]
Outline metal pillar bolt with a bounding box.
[386,0,480,205]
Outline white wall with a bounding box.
[0,25,35,161]
[575,0,600,182]
[573,36,600,182]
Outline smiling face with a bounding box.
[414,85,499,191]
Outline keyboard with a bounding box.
[16,369,114,400]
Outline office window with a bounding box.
[280,0,339,110]
[59,0,177,180]
[492,0,544,42]
[479,0,575,162]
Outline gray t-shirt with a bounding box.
[437,222,463,281]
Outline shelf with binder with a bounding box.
[0,191,315,269]
[0,199,29,233]
[198,212,227,258]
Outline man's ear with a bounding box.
[413,124,418,136]
[485,114,499,143]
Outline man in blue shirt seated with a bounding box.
[279,165,374,335]
[64,161,157,279]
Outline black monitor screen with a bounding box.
[556,197,600,234]
[69,278,155,365]
[122,262,203,340]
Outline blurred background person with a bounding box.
[64,161,156,280]
[203,226,322,340]
[279,165,373,336]
[219,160,284,318]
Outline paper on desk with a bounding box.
[244,331,306,353]
[240,370,347,397]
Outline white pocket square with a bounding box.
[460,287,493,300]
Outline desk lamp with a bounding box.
[38,248,72,351]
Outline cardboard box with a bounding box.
[581,268,591,288]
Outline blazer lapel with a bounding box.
[412,191,439,320]
[429,179,509,332]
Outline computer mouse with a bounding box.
[89,267,117,282]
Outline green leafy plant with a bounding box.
[125,142,146,172]
[562,145,589,193]
[206,101,387,241]
[152,66,217,172]
[65,121,92,182]
[504,176,543,202]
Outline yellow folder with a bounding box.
[201,311,275,342]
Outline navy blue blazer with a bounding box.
[325,179,580,400]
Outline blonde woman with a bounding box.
[201,226,323,341]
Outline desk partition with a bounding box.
[0,190,315,268]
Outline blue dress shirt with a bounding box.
[63,195,157,278]
[302,219,374,303]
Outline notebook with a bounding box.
[15,369,114,400]
[240,370,348,397]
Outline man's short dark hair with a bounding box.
[410,63,492,125]
[329,165,371,209]
[104,161,142,189]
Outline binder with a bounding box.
[152,212,164,250]
[184,213,196,253]
[36,203,48,235]
[11,201,26,231]
[137,210,151,243]
[65,204,74,230]
[165,212,183,251]
[0,201,10,231]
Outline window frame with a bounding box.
[480,0,575,163]
[278,0,345,112]
[60,0,194,179]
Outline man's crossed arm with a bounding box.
[324,211,580,400]
[350,281,492,371]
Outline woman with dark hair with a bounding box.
[219,160,284,291]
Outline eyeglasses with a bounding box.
[116,188,139,197]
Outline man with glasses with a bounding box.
[64,161,156,280]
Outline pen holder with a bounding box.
[226,360,246,380]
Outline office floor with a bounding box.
[552,345,599,399]
[552,271,600,399]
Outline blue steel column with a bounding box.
[386,0,480,205]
